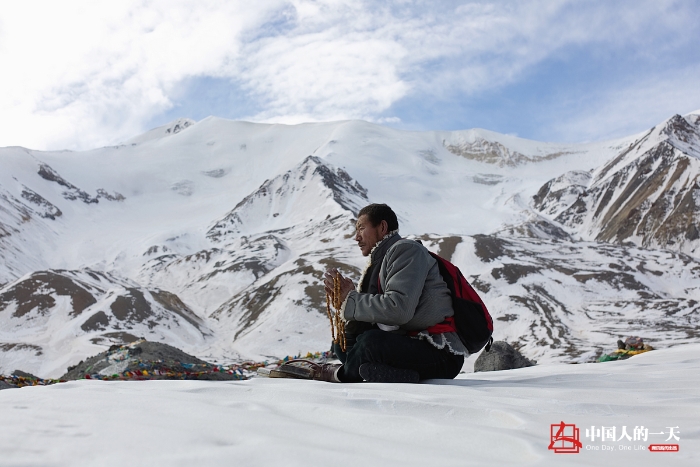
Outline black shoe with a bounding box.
[358,363,420,383]
[316,363,342,382]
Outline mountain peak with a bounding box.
[207,156,368,240]
[125,118,196,145]
[661,114,700,155]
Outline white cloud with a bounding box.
[0,0,698,149]
[0,0,282,149]
[241,32,410,122]
[230,0,700,132]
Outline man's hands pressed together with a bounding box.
[323,268,355,305]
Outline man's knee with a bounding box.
[354,329,393,359]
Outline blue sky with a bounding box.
[1,0,699,150]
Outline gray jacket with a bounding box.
[343,233,469,356]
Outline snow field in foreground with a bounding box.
[1,344,698,466]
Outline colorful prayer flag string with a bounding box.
[1,349,334,387]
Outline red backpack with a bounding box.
[426,251,494,354]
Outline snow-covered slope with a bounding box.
[1,114,698,376]
[1,343,698,466]
[448,233,700,363]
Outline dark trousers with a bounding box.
[333,329,464,383]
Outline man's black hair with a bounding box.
[358,204,399,231]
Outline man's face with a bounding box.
[355,214,386,257]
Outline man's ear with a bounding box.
[380,220,388,236]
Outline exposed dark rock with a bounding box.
[496,314,519,322]
[532,179,554,209]
[37,163,98,204]
[594,128,654,183]
[60,340,241,381]
[444,138,570,167]
[0,271,97,318]
[473,234,507,262]
[469,277,491,294]
[311,156,368,215]
[90,332,141,346]
[505,218,573,241]
[0,380,17,390]
[165,120,192,134]
[96,189,125,201]
[413,234,462,261]
[0,343,43,356]
[436,236,462,262]
[573,270,650,292]
[81,311,111,331]
[491,264,540,284]
[662,114,697,141]
[37,163,73,188]
[111,288,152,323]
[20,187,62,219]
[224,274,287,338]
[474,341,536,372]
[150,290,205,330]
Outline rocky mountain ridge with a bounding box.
[533,114,700,257]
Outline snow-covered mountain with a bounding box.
[1,113,698,377]
[533,114,700,257]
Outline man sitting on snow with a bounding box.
[310,203,467,383]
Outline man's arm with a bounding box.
[342,241,431,326]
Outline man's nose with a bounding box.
[354,231,361,241]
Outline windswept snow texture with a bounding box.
[1,114,700,377]
[1,344,698,466]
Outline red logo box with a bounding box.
[649,444,679,452]
[549,422,582,454]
